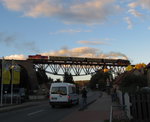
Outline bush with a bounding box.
[120,74,147,93]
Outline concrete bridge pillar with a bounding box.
[16,60,38,90]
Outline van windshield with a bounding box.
[51,87,67,95]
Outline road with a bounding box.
[0,91,101,122]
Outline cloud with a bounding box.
[0,32,40,53]
[137,0,150,10]
[128,9,143,17]
[1,0,61,16]
[4,54,26,60]
[128,2,138,8]
[0,32,16,46]
[1,0,27,11]
[127,1,149,22]
[124,17,133,29]
[78,40,108,45]
[18,41,40,53]
[50,29,92,34]
[59,29,92,33]
[128,0,150,10]
[24,0,61,17]
[64,0,120,25]
[41,47,128,60]
[42,47,99,57]
[1,0,121,25]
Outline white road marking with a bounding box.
[27,110,45,116]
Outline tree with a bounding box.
[89,70,111,90]
[55,78,62,83]
[48,77,54,83]
[120,73,147,92]
[36,68,49,84]
[63,72,74,84]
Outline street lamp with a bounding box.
[0,58,4,106]
[10,60,15,104]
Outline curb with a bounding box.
[0,99,48,113]
[0,103,38,113]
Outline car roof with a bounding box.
[51,82,75,87]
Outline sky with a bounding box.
[0,0,150,80]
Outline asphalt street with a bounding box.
[0,91,101,122]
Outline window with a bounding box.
[72,87,76,93]
[69,86,76,94]
[51,87,67,95]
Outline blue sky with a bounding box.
[0,0,150,66]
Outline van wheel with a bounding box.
[76,99,79,105]
[51,105,55,108]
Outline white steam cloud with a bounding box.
[41,47,128,60]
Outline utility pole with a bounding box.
[10,60,14,104]
[0,58,4,106]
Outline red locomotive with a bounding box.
[28,54,48,60]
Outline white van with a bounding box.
[49,83,79,107]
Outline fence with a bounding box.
[130,93,150,122]
[117,90,150,122]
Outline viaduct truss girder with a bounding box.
[31,57,130,76]
[35,64,126,76]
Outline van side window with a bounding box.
[51,87,67,95]
[68,87,72,94]
[72,87,76,93]
[69,87,76,94]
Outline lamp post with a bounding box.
[10,60,14,104]
[0,58,4,106]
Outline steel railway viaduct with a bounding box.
[0,56,131,90]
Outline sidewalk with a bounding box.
[60,92,118,122]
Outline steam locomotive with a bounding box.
[28,54,48,60]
